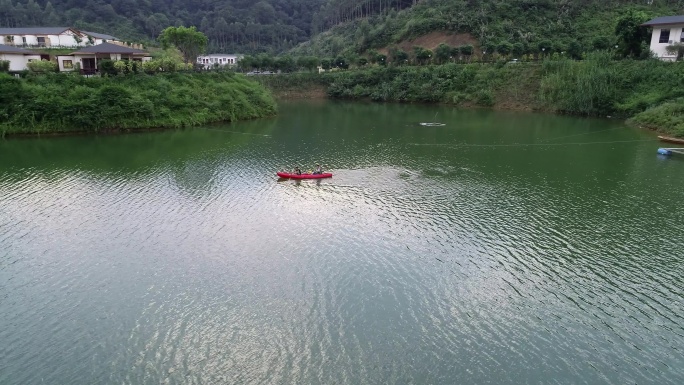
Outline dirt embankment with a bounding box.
[378,31,481,56]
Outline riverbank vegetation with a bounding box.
[0,72,276,136]
[629,100,684,138]
[254,52,684,137]
[539,54,684,115]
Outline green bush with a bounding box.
[314,62,518,105]
[98,60,117,76]
[0,60,9,72]
[475,89,495,106]
[0,72,277,135]
[630,99,684,137]
[27,60,58,73]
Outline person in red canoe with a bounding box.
[293,167,302,175]
[312,164,323,175]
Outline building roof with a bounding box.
[0,27,72,35]
[82,31,119,41]
[71,42,147,55]
[0,44,35,54]
[642,15,684,26]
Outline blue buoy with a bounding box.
[657,148,672,155]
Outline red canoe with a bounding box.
[277,172,332,179]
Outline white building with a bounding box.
[0,27,87,48]
[0,44,41,71]
[197,54,242,68]
[57,42,151,73]
[643,15,684,61]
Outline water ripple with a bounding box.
[1,106,684,384]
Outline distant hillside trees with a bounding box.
[313,0,417,32]
[0,0,326,54]
[0,0,678,58]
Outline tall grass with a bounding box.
[539,53,621,115]
[540,52,684,117]
[0,72,277,136]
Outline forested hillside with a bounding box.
[0,0,324,53]
[299,0,684,58]
[2,0,684,56]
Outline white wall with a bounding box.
[103,54,151,61]
[2,30,87,48]
[0,53,26,71]
[57,55,76,72]
[88,38,117,45]
[0,53,41,71]
[649,24,684,61]
[197,54,242,66]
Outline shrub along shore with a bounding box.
[4,54,683,138]
[0,72,277,137]
[258,52,684,138]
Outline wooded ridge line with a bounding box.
[1,0,682,55]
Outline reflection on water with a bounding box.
[1,101,683,384]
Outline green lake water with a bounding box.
[1,101,683,384]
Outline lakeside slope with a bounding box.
[259,54,684,138]
[0,72,277,136]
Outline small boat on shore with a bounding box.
[277,172,332,179]
[658,135,684,145]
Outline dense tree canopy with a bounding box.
[614,8,651,58]
[294,0,684,59]
[0,0,325,53]
[159,26,208,63]
[2,0,684,57]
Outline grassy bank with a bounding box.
[628,100,684,138]
[260,53,684,137]
[0,72,277,136]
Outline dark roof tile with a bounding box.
[0,44,35,54]
[642,16,684,26]
[82,31,118,40]
[71,42,147,54]
[0,27,72,35]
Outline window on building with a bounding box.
[63,60,73,69]
[37,36,46,46]
[22,36,26,44]
[680,31,684,42]
[659,29,671,43]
